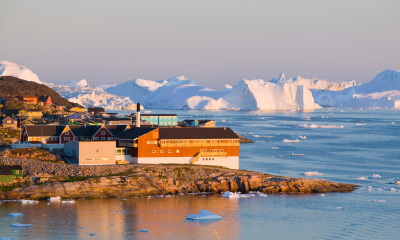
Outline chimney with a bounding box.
[136,102,141,128]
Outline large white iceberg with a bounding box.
[186,210,222,220]
[296,124,344,129]
[313,69,400,108]
[0,61,42,84]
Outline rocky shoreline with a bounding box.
[0,157,359,200]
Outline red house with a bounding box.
[38,96,52,106]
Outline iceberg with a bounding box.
[186,210,222,220]
[7,213,23,217]
[0,61,42,84]
[372,200,386,202]
[61,200,75,203]
[283,139,300,143]
[357,177,367,180]
[49,196,61,201]
[220,191,241,199]
[368,174,381,179]
[19,200,38,204]
[10,223,32,227]
[138,229,149,232]
[292,153,305,156]
[301,171,323,176]
[257,193,268,197]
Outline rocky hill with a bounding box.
[0,76,82,109]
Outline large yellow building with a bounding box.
[69,107,87,113]
[18,109,43,118]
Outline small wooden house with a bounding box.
[8,165,23,177]
[38,96,52,106]
[15,95,38,104]
[0,116,18,129]
[0,165,14,183]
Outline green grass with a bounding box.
[157,174,168,179]
[0,185,19,192]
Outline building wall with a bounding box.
[140,115,178,126]
[60,126,74,144]
[92,126,113,141]
[64,141,116,165]
[134,156,239,169]
[0,175,14,183]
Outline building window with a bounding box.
[154,141,157,144]
[16,170,19,174]
[204,149,207,152]
[176,150,179,153]
[101,131,105,135]
[210,149,213,152]
[150,141,153,144]
[212,158,214,160]
[94,137,99,140]
[160,150,163,153]
[152,150,156,153]
[147,141,150,144]
[108,137,112,140]
[65,131,69,135]
[101,137,105,140]
[168,150,171,153]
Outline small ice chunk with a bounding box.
[89,233,96,236]
[301,171,323,176]
[240,194,255,198]
[10,223,32,227]
[257,193,268,197]
[293,136,306,139]
[136,221,140,223]
[292,153,305,156]
[19,200,39,204]
[61,200,75,203]
[49,196,61,201]
[319,194,325,197]
[282,139,300,143]
[357,177,367,180]
[186,210,222,220]
[7,213,23,217]
[272,147,279,149]
[296,124,344,129]
[335,207,342,209]
[375,188,382,191]
[220,191,241,198]
[138,229,149,232]
[372,200,386,202]
[368,174,381,179]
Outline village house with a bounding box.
[15,95,37,104]
[0,165,14,183]
[38,95,52,106]
[68,113,86,122]
[132,113,178,127]
[88,107,105,115]
[69,107,87,113]
[0,116,18,129]
[182,119,216,127]
[18,109,43,118]
[103,117,132,125]
[101,113,118,118]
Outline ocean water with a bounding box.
[1,108,400,240]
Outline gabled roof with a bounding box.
[105,125,129,136]
[8,165,22,170]
[0,116,15,123]
[38,96,51,102]
[159,127,239,139]
[113,127,156,140]
[0,165,13,175]
[24,125,65,137]
[69,125,102,137]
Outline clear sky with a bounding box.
[1,0,399,89]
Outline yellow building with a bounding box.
[69,107,87,113]
[18,109,43,118]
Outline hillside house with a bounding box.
[0,116,18,129]
[104,117,132,125]
[88,107,105,115]
[0,165,14,183]
[182,119,216,127]
[38,95,52,106]
[18,109,43,118]
[9,165,23,177]
[68,113,85,122]
[15,95,37,104]
[132,114,178,127]
[69,107,87,113]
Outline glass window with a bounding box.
[101,137,105,140]
[101,131,105,135]
[65,131,69,135]
[168,150,171,153]
[147,141,150,144]
[160,150,163,153]
[154,141,157,144]
[176,150,179,153]
[152,150,156,153]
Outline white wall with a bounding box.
[136,156,239,169]
[116,155,133,163]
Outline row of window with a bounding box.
[142,116,176,119]
[200,149,224,153]
[116,148,131,155]
[152,149,180,153]
[161,139,238,144]
[29,137,59,141]
[86,158,109,160]
[202,158,215,161]
[65,131,106,136]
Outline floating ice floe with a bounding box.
[372,200,386,202]
[368,174,381,179]
[10,223,32,227]
[266,136,274,138]
[293,136,306,139]
[138,229,149,232]
[384,188,396,191]
[155,195,164,197]
[319,194,325,197]
[240,194,255,198]
[301,117,311,120]
[257,193,268,197]
[282,139,300,143]
[186,210,222,220]
[49,196,61,201]
[19,200,38,204]
[272,147,279,149]
[356,123,366,126]
[292,153,305,156]
[61,200,75,203]
[7,213,23,217]
[301,171,323,176]
[220,191,241,198]
[295,124,344,129]
[357,177,367,180]
[375,188,382,191]
[335,207,342,209]
[89,233,96,236]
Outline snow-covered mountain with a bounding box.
[270,73,360,91]
[0,61,42,84]
[313,69,400,108]
[62,79,88,88]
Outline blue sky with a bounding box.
[1,0,399,89]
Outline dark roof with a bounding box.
[0,116,15,123]
[8,165,22,170]
[69,125,102,137]
[159,127,239,139]
[128,124,158,128]
[17,95,37,98]
[113,127,156,140]
[25,125,65,137]
[105,118,132,121]
[0,165,13,175]
[105,125,129,135]
[88,107,105,113]
[38,96,51,102]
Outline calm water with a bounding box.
[1,108,400,240]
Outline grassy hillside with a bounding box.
[0,76,82,109]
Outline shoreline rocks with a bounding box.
[0,157,359,200]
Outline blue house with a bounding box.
[68,113,85,122]
[133,114,178,127]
